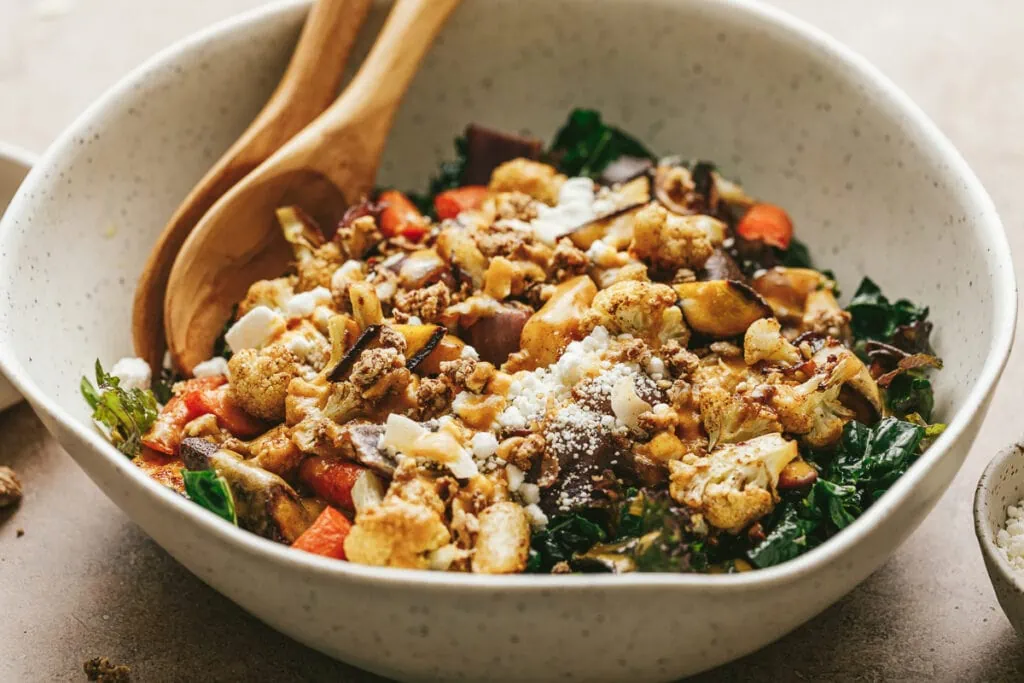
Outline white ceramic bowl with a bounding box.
[975,443,1024,637]
[0,1,1015,681]
[0,142,34,412]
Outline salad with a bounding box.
[83,109,944,574]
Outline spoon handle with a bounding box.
[279,0,463,202]
[131,0,370,369]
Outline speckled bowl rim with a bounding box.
[0,141,37,411]
[974,444,1024,596]
[0,0,1016,594]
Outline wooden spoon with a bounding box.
[132,0,372,371]
[165,0,461,373]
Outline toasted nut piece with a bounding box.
[0,466,23,507]
[674,280,772,338]
[472,501,531,574]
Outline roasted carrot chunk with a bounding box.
[292,506,352,560]
[299,456,365,511]
[434,185,489,220]
[736,203,793,249]
[379,190,428,240]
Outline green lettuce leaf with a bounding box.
[181,469,237,524]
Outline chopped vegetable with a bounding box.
[736,203,794,249]
[81,360,159,457]
[379,190,429,240]
[846,277,929,344]
[547,108,656,178]
[181,468,237,524]
[434,185,489,220]
[299,456,366,511]
[182,384,267,438]
[527,511,607,573]
[292,506,352,560]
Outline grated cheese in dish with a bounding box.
[996,500,1024,571]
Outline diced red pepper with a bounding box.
[141,375,263,454]
[379,190,428,240]
[736,203,794,250]
[299,456,365,511]
[183,384,266,439]
[434,185,489,220]
[141,395,194,455]
[292,506,352,560]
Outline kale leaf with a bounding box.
[80,360,159,457]
[885,372,935,422]
[846,277,929,343]
[181,469,237,524]
[831,417,925,499]
[548,109,656,179]
[748,504,820,568]
[777,237,813,268]
[528,511,607,572]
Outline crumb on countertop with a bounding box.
[83,657,131,682]
[16,528,24,538]
[0,466,22,507]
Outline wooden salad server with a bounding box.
[132,0,372,372]
[165,0,462,373]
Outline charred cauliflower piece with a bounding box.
[699,384,782,447]
[583,280,689,347]
[630,203,718,273]
[228,343,301,421]
[668,433,798,533]
[238,277,295,318]
[344,476,451,569]
[489,158,565,206]
[771,344,882,447]
[296,242,344,293]
[743,318,802,365]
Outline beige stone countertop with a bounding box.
[1,0,1023,680]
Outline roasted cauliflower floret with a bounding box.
[344,476,451,569]
[228,343,301,421]
[744,318,802,365]
[801,289,852,338]
[583,280,689,347]
[238,277,295,318]
[630,203,717,272]
[489,158,565,205]
[668,433,798,533]
[699,384,782,447]
[296,241,344,292]
[771,344,880,447]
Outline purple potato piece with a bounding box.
[462,124,543,186]
[465,303,531,365]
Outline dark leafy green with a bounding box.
[80,360,159,457]
[751,418,925,568]
[847,277,929,343]
[409,135,469,215]
[777,237,813,269]
[885,372,935,422]
[547,109,656,179]
[528,511,608,572]
[152,366,180,405]
[181,469,237,524]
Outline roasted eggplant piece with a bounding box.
[327,324,382,382]
[699,248,745,282]
[462,124,543,186]
[750,267,828,322]
[674,280,772,337]
[341,423,397,478]
[209,449,315,543]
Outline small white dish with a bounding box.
[975,443,1024,637]
[0,142,35,411]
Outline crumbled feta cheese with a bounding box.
[284,333,314,361]
[380,413,426,453]
[646,356,666,378]
[506,464,525,492]
[997,499,1024,571]
[330,260,363,291]
[460,345,480,361]
[375,279,397,303]
[284,286,332,318]
[406,316,423,326]
[519,483,541,506]
[471,432,499,459]
[109,357,151,390]
[586,239,621,268]
[528,177,604,245]
[524,503,548,529]
[225,305,285,352]
[192,357,229,379]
